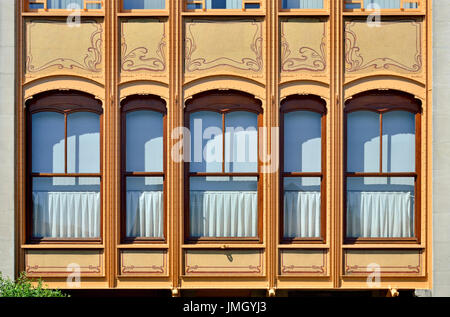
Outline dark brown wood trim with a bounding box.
[279,101,327,244]
[280,94,327,114]
[120,95,167,243]
[344,89,422,114]
[343,89,422,244]
[185,89,263,114]
[26,90,103,244]
[26,90,103,114]
[120,94,167,113]
[184,91,263,243]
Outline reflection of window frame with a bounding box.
[344,90,422,244]
[26,90,103,243]
[184,90,263,243]
[120,95,167,243]
[25,0,104,12]
[280,95,327,244]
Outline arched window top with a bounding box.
[344,90,422,114]
[280,94,327,114]
[26,90,103,114]
[121,94,167,114]
[185,90,263,114]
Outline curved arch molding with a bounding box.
[184,76,265,103]
[24,76,105,103]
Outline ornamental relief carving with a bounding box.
[185,20,263,73]
[280,19,327,73]
[345,20,422,74]
[26,19,103,75]
[121,19,167,73]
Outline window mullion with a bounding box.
[379,112,383,173]
[222,112,225,173]
[64,112,68,174]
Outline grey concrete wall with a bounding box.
[0,0,16,279]
[432,0,450,297]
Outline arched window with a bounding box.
[121,95,167,242]
[27,90,103,241]
[185,90,263,242]
[280,95,326,242]
[344,90,421,242]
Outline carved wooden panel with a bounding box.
[184,19,264,83]
[344,249,423,276]
[279,249,328,276]
[120,18,168,82]
[184,249,264,276]
[119,249,167,276]
[25,249,103,277]
[280,18,328,82]
[25,19,103,81]
[344,19,424,83]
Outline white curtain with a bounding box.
[284,191,321,238]
[32,191,100,238]
[347,191,414,238]
[283,0,324,9]
[126,191,164,238]
[123,0,165,10]
[190,191,258,237]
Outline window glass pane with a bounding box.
[347,111,380,173]
[46,0,101,9]
[283,177,321,238]
[284,111,321,173]
[126,177,164,238]
[206,0,242,9]
[225,111,258,173]
[382,111,415,173]
[126,111,164,173]
[123,0,165,10]
[187,0,243,9]
[190,111,223,173]
[32,177,100,238]
[67,112,100,174]
[363,0,418,9]
[245,3,260,9]
[282,0,324,9]
[32,112,65,174]
[190,177,258,238]
[29,3,45,9]
[346,177,415,238]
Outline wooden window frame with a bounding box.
[183,0,264,15]
[343,0,425,16]
[120,94,168,244]
[279,95,327,244]
[344,89,422,244]
[184,90,263,244]
[26,90,103,244]
[278,0,330,15]
[24,0,104,14]
[119,0,169,16]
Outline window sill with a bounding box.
[22,243,104,249]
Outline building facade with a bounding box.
[1,0,449,296]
